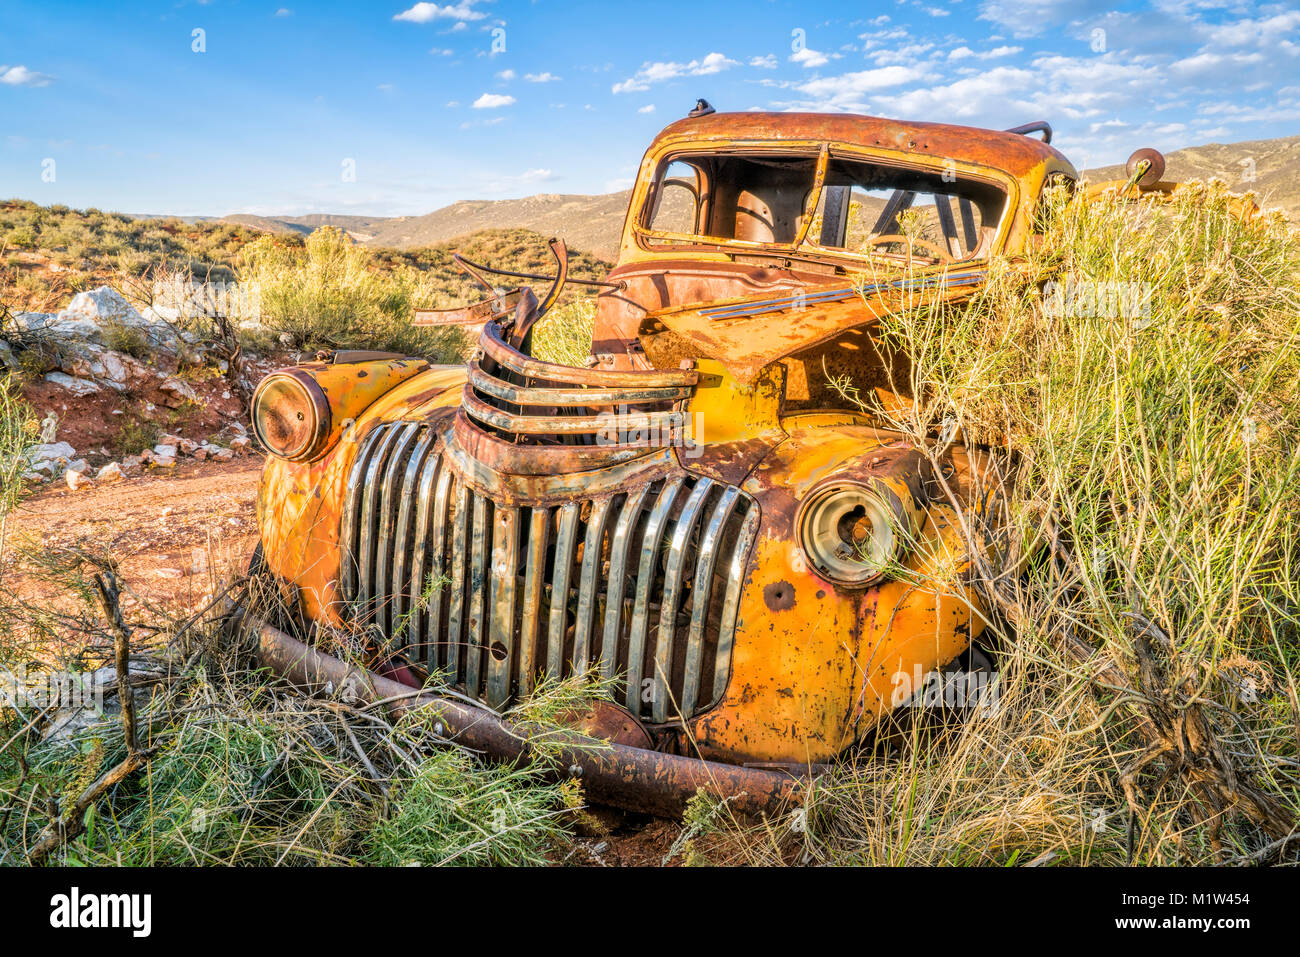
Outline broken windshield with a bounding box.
[640,148,1010,266]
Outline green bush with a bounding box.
[239,227,467,359]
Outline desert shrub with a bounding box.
[737,181,1300,866]
[110,417,160,457]
[0,375,34,521]
[0,555,602,866]
[100,319,151,358]
[364,749,568,866]
[5,228,36,250]
[239,227,466,359]
[530,297,595,366]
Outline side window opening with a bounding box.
[647,159,703,236]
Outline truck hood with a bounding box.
[649,267,988,384]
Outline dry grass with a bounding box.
[693,180,1300,866]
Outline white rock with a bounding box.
[59,286,142,325]
[150,454,176,469]
[152,443,178,457]
[159,377,198,408]
[43,371,102,396]
[229,435,251,454]
[27,441,76,463]
[95,462,124,483]
[12,312,57,334]
[65,469,91,491]
[121,455,143,469]
[66,459,88,474]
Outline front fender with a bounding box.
[689,425,985,764]
[256,364,467,623]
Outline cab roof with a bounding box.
[648,111,1076,181]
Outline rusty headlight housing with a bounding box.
[797,480,912,586]
[251,371,332,461]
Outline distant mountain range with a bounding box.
[223,193,633,259]
[211,134,1299,258]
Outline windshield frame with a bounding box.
[632,138,1020,269]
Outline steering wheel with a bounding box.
[864,233,954,264]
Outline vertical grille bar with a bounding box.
[712,506,761,706]
[486,505,519,709]
[572,497,614,670]
[388,431,436,646]
[445,480,469,680]
[517,507,549,696]
[465,493,490,696]
[624,477,684,712]
[375,424,422,637]
[546,503,580,677]
[600,486,651,679]
[651,478,713,722]
[340,423,391,601]
[356,424,404,613]
[405,448,441,662]
[423,466,454,672]
[681,486,740,714]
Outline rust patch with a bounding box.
[763,580,797,611]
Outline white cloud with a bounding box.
[1197,10,1300,49]
[472,92,516,108]
[795,65,929,109]
[749,54,778,69]
[977,0,1117,37]
[393,1,485,24]
[496,69,516,80]
[612,52,738,93]
[430,47,454,56]
[0,65,54,87]
[274,7,292,16]
[871,42,934,66]
[948,44,1022,61]
[790,47,829,68]
[525,72,560,83]
[1170,51,1264,78]
[638,104,656,113]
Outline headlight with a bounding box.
[797,480,912,586]
[251,371,332,461]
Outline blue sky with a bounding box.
[2,0,1297,216]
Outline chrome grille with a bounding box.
[341,420,760,721]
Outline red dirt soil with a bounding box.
[2,456,262,617]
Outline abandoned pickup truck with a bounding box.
[248,109,1160,812]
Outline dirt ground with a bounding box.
[2,456,262,617]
